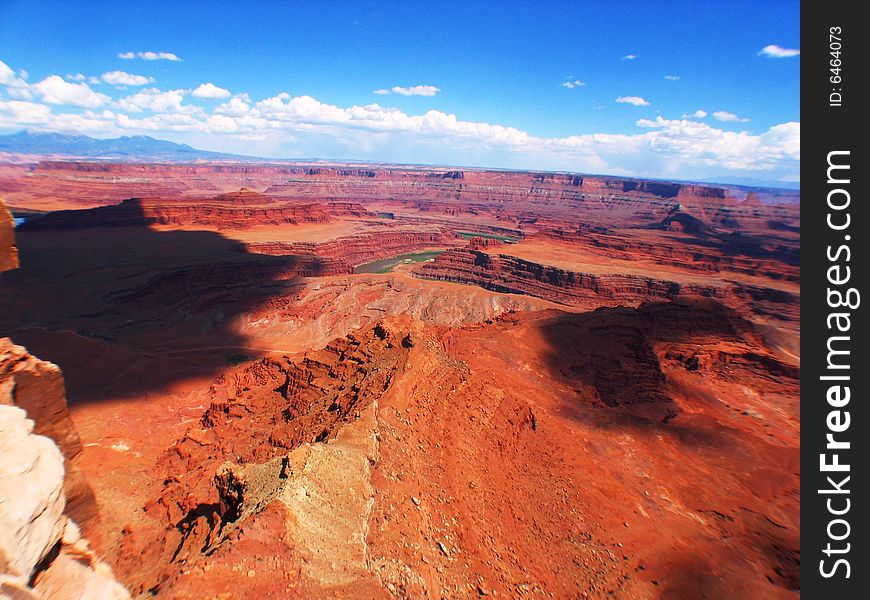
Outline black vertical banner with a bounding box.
[802,1,868,597]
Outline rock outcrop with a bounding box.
[247,229,462,267]
[0,339,97,530]
[0,405,65,587]
[416,244,799,324]
[0,197,17,272]
[0,405,130,600]
[113,319,411,596]
[417,246,725,306]
[20,195,370,231]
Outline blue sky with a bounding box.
[0,0,800,183]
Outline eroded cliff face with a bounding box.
[0,339,98,530]
[113,319,412,596]
[19,195,371,231]
[415,245,799,326]
[418,246,721,306]
[0,405,130,600]
[0,197,17,271]
[1,161,799,218]
[246,230,462,267]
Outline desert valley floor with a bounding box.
[0,162,800,599]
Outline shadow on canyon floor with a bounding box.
[535,299,789,444]
[535,300,801,595]
[0,200,325,405]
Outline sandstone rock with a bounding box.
[0,406,131,600]
[0,197,18,272]
[20,195,370,231]
[0,340,97,529]
[0,576,42,600]
[33,543,131,600]
[0,405,65,584]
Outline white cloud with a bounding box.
[758,45,800,58]
[118,87,197,114]
[615,95,650,106]
[204,113,241,133]
[374,85,440,97]
[0,59,31,97]
[664,75,680,81]
[712,110,749,123]
[101,71,155,86]
[0,99,52,125]
[612,116,799,172]
[215,96,251,116]
[561,79,586,89]
[0,60,16,85]
[33,75,109,108]
[682,109,707,119]
[622,54,637,60]
[118,51,182,61]
[246,94,529,146]
[191,82,232,99]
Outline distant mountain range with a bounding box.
[0,130,247,161]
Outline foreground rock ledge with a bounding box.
[0,405,130,599]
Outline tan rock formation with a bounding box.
[0,197,17,272]
[0,405,130,600]
[0,405,65,585]
[0,340,97,530]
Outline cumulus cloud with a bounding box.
[622,54,637,60]
[101,71,155,86]
[664,75,680,80]
[615,116,799,172]
[0,99,52,125]
[0,60,16,85]
[33,75,109,108]
[215,96,251,116]
[712,110,749,122]
[561,79,586,89]
[682,109,707,119]
[758,45,800,58]
[118,51,182,61]
[118,87,198,114]
[373,85,440,97]
[191,83,232,99]
[615,95,650,106]
[0,59,31,98]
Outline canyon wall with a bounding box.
[0,339,99,529]
[418,247,722,306]
[3,161,799,218]
[0,197,16,271]
[247,229,462,266]
[19,195,371,231]
[416,246,799,323]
